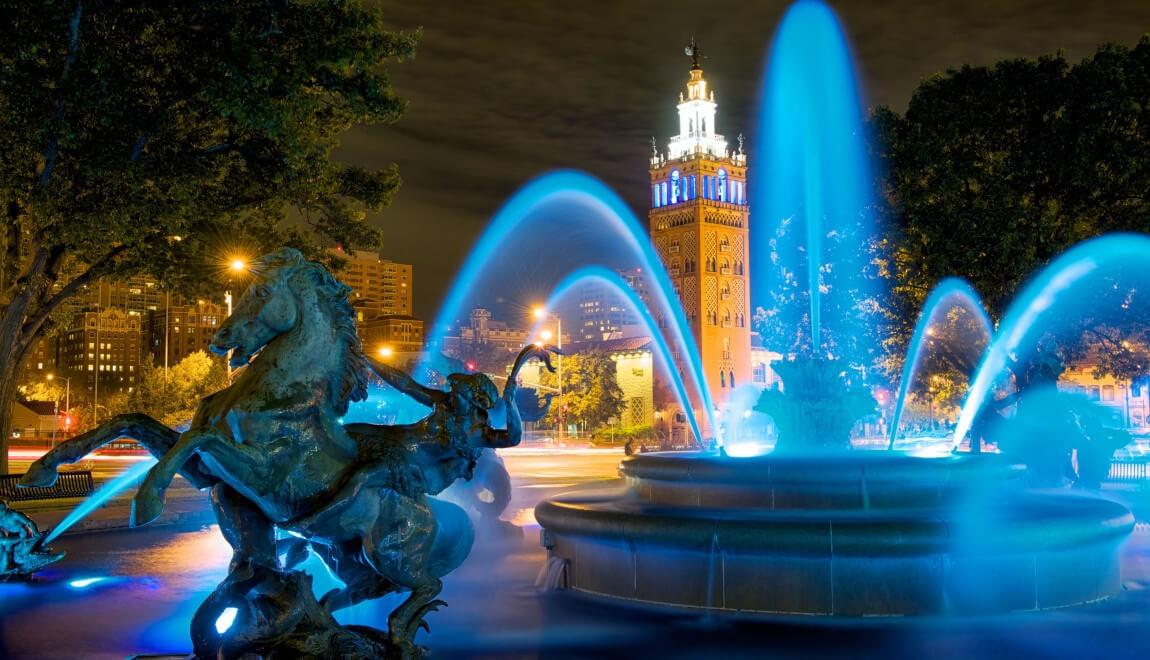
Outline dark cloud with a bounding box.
[340,0,1150,320]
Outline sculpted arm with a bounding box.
[484,345,558,448]
[366,357,445,408]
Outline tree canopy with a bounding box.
[875,37,1150,384]
[539,351,625,433]
[0,0,416,470]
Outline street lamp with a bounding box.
[533,306,563,439]
[46,374,70,444]
[225,257,249,376]
[378,346,394,359]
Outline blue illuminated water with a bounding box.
[534,266,711,440]
[753,0,880,362]
[45,458,157,543]
[953,233,1150,446]
[413,169,713,439]
[887,278,992,449]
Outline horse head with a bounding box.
[210,248,309,368]
[209,248,371,412]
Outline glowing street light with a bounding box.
[532,305,563,439]
[230,258,248,273]
[378,346,394,359]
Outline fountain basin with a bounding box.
[536,451,1134,616]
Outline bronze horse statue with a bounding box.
[20,248,555,658]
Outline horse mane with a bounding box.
[259,248,373,415]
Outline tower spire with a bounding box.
[685,37,703,70]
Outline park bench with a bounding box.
[0,470,95,502]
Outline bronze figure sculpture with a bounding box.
[19,248,555,658]
[0,501,63,579]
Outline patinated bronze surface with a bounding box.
[0,501,63,580]
[19,248,555,658]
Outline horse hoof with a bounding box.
[130,492,164,527]
[17,463,59,488]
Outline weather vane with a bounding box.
[738,132,745,154]
[684,37,704,69]
[651,136,658,157]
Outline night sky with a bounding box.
[338,0,1150,321]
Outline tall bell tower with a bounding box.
[650,41,750,408]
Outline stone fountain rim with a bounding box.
[621,449,1025,485]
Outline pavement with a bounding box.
[14,479,215,537]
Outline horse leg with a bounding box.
[19,413,214,490]
[131,427,219,526]
[190,483,277,657]
[312,541,400,613]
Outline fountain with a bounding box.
[534,0,1134,616]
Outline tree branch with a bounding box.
[20,243,127,342]
[37,1,84,189]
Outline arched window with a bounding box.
[670,170,681,204]
[729,371,735,388]
[716,169,727,202]
[688,118,694,136]
[701,118,707,135]
[688,174,696,199]
[720,370,726,388]
[652,185,660,208]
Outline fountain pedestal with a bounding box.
[536,451,1134,616]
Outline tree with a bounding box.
[106,351,229,428]
[0,1,416,471]
[538,351,625,433]
[875,37,1150,386]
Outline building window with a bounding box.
[670,170,681,204]
[720,370,726,388]
[1102,385,1115,402]
[729,370,735,389]
[717,169,727,202]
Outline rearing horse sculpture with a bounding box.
[20,248,555,658]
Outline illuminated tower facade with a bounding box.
[649,44,750,408]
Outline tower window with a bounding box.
[717,169,727,202]
[720,370,726,388]
[671,170,681,204]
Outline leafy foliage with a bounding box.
[105,351,229,428]
[538,351,625,433]
[0,1,415,469]
[875,38,1150,381]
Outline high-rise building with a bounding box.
[331,248,413,317]
[56,307,142,403]
[144,299,228,367]
[649,45,751,407]
[577,268,649,341]
[360,315,425,355]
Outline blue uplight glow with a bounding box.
[46,457,158,543]
[67,577,109,589]
[215,607,238,634]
